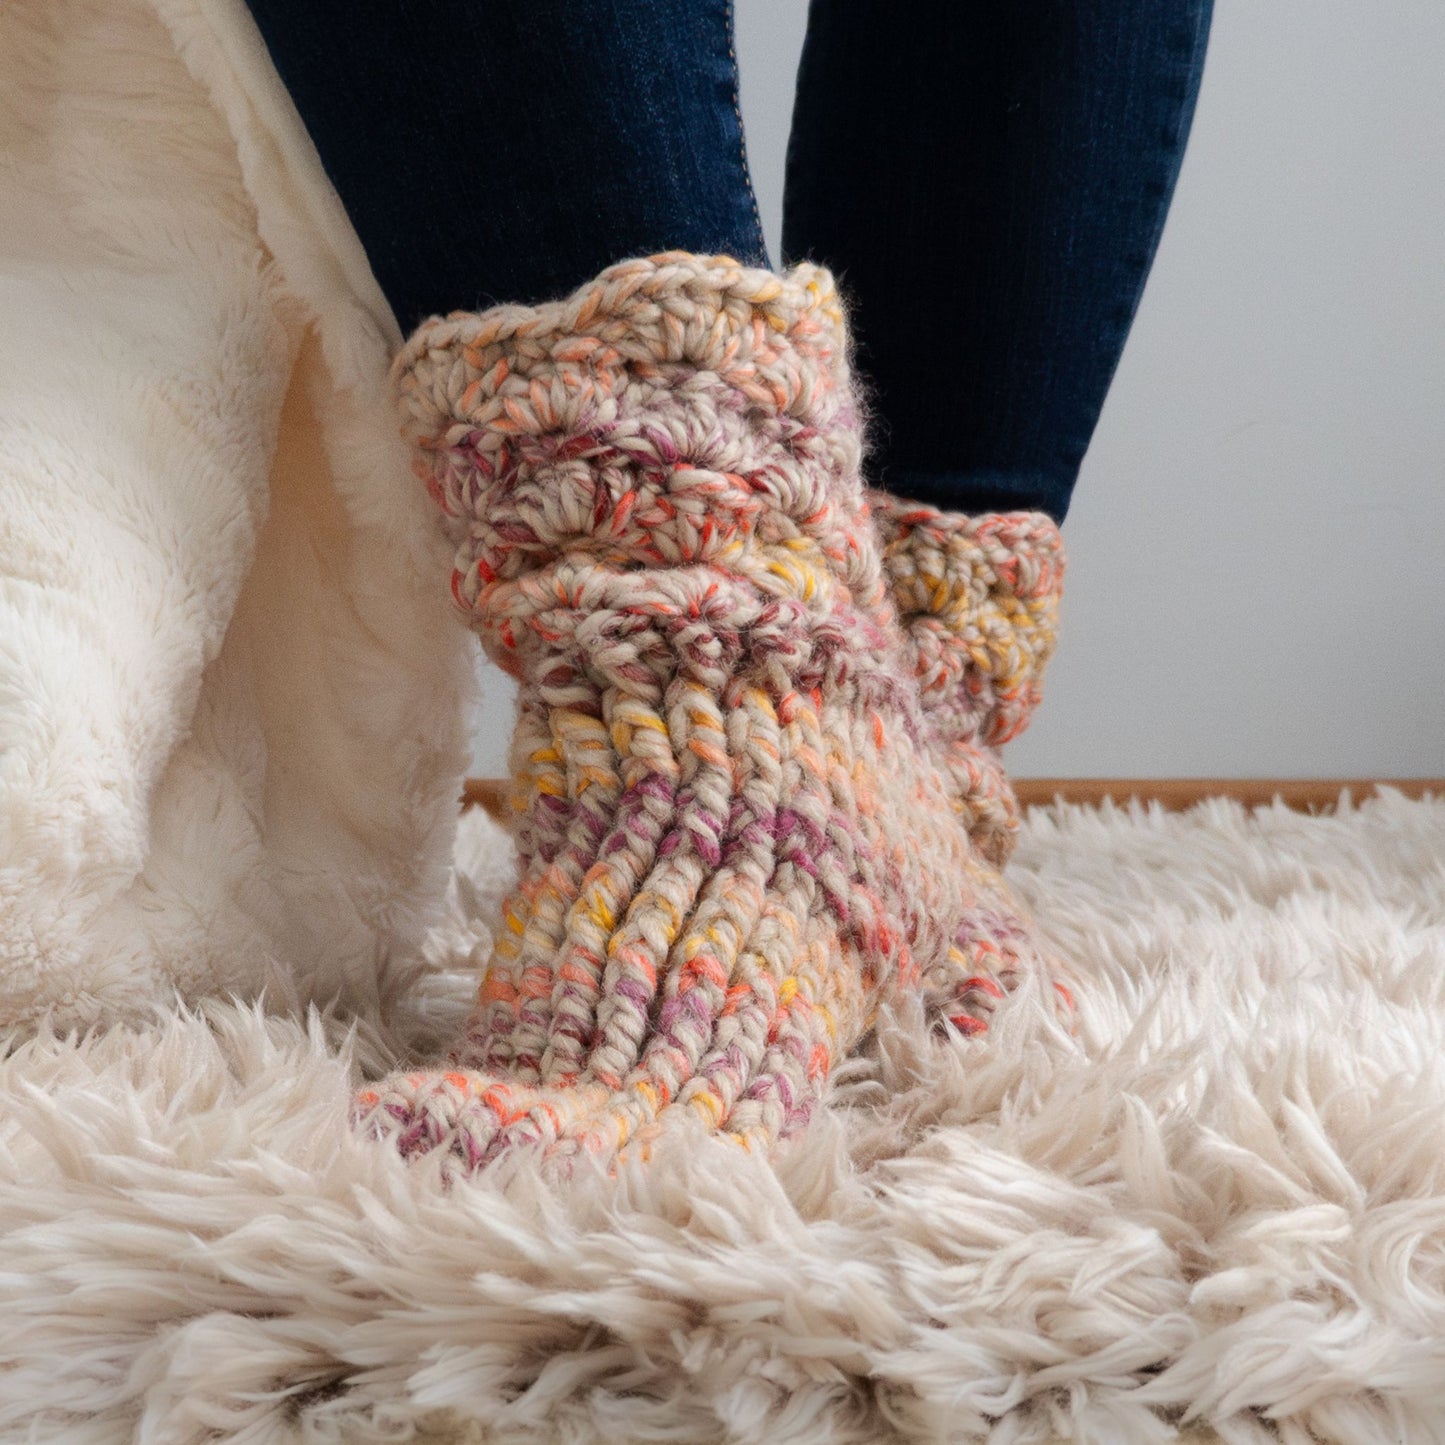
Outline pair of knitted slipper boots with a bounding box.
[354,254,1068,1175]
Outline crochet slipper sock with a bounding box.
[354,254,1064,1173]
[867,492,1069,1029]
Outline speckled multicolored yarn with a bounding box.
[868,493,1065,867]
[353,253,1068,1173]
[870,494,1063,750]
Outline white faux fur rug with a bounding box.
[4,791,1444,1444]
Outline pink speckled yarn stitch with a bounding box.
[353,254,1068,1174]
[869,494,1065,867]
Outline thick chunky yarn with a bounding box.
[355,254,1065,1173]
[868,494,1064,866]
[870,494,1063,752]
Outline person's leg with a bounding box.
[243,5,1071,1176]
[243,0,767,328]
[783,0,1214,523]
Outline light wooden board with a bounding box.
[1014,778,1444,810]
[463,777,1444,822]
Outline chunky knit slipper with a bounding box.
[868,494,1064,867]
[869,494,1063,752]
[353,254,1066,1174]
[865,495,1068,1033]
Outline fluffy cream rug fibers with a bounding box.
[4,791,1444,1444]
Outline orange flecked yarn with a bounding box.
[353,254,1069,1175]
[869,494,1065,867]
[870,494,1064,750]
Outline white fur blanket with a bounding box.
[0,0,472,1032]
[5,791,1444,1444]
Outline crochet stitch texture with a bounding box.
[869,494,1064,867]
[355,253,1066,1172]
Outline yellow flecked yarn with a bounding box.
[354,254,1070,1174]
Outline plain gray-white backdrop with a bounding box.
[471,0,1444,780]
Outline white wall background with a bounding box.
[473,0,1445,779]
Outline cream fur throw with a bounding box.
[5,4,1445,1443]
[0,0,472,1032]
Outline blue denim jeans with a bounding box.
[245,0,1211,521]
